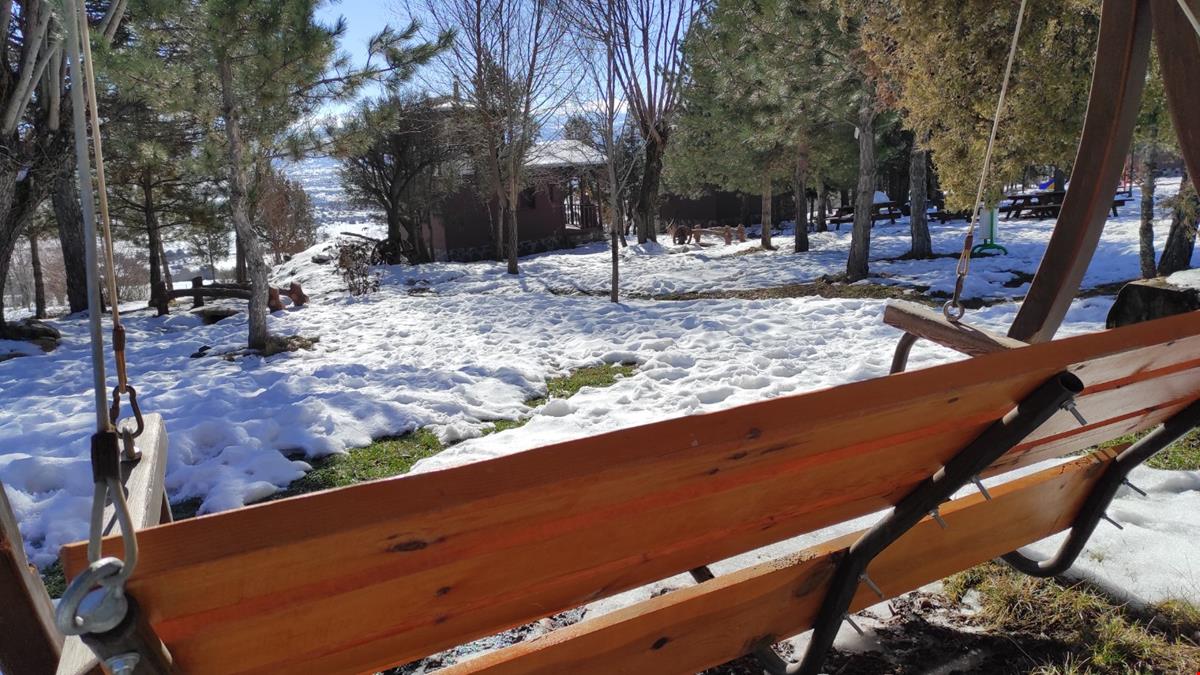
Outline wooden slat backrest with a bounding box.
[447,453,1110,675]
[61,312,1200,674]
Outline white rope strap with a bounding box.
[945,0,1029,321]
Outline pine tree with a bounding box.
[670,0,870,256]
[128,0,444,349]
[874,0,1099,212]
[669,0,799,250]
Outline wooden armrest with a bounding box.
[57,413,170,675]
[1,480,63,674]
[883,300,1027,357]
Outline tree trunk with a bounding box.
[157,233,173,291]
[794,157,809,253]
[609,217,619,303]
[1157,168,1199,276]
[1052,166,1066,192]
[1138,154,1157,279]
[908,137,932,259]
[234,232,247,284]
[52,170,88,314]
[218,54,270,350]
[847,99,876,281]
[506,178,519,275]
[634,127,666,244]
[607,150,620,302]
[760,172,774,250]
[816,185,828,232]
[143,174,165,309]
[28,229,45,318]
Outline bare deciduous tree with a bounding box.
[571,17,646,303]
[568,0,700,244]
[419,0,573,275]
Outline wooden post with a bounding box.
[0,482,63,675]
[190,276,204,309]
[268,288,284,313]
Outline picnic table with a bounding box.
[828,200,904,228]
[1000,190,1129,220]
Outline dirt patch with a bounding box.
[654,279,933,303]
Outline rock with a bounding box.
[311,253,332,265]
[1105,278,1200,329]
[1,319,61,352]
[190,345,212,359]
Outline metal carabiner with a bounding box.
[109,384,145,439]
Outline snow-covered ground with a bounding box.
[1,177,1198,639]
[379,181,1181,301]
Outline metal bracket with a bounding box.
[691,371,1083,674]
[1001,398,1200,577]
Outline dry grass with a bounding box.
[945,562,1200,673]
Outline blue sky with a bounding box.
[317,1,442,111]
[317,1,387,70]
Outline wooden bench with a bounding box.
[58,310,1200,675]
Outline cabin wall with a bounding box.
[430,180,603,262]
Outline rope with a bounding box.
[64,0,140,579]
[75,0,129,395]
[66,0,110,433]
[945,0,1029,322]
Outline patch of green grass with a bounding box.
[482,363,638,435]
[1147,428,1200,470]
[544,363,636,399]
[41,560,65,598]
[945,562,1200,673]
[273,429,445,500]
[1093,427,1200,470]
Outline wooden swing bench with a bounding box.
[7,0,1200,673]
[43,308,1200,675]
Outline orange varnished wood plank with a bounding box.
[446,455,1107,675]
[59,312,1200,674]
